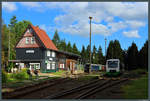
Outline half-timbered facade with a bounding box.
[15,24,80,73]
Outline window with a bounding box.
[26,29,30,33]
[29,29,33,33]
[29,63,40,70]
[31,37,35,44]
[47,50,51,56]
[52,62,55,69]
[35,64,40,69]
[60,64,64,68]
[52,51,55,57]
[47,63,50,69]
[26,37,30,44]
[108,61,118,68]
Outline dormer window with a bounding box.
[26,37,30,44]
[26,29,30,33]
[26,29,32,34]
[31,37,35,44]
[29,29,33,33]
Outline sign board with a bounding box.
[49,58,53,61]
[26,50,34,53]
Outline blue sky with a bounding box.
[2,2,148,55]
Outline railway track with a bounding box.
[3,78,71,99]
[45,78,128,99]
[45,78,101,99]
[76,78,128,99]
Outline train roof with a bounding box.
[107,59,120,61]
[85,63,104,66]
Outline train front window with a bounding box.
[108,61,118,68]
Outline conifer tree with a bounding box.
[67,41,72,52]
[72,43,79,54]
[52,29,60,48]
[97,46,104,64]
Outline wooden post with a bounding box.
[89,16,92,74]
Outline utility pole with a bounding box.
[89,16,92,74]
[105,38,107,57]
[105,38,107,63]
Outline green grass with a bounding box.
[122,74,148,99]
[130,68,147,75]
[2,76,60,89]
[77,75,98,81]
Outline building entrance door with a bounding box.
[30,64,35,72]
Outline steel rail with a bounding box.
[46,79,105,99]
[3,78,71,99]
[76,78,128,99]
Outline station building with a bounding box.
[11,24,80,73]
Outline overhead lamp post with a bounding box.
[89,16,92,74]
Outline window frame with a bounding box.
[47,63,50,69]
[29,28,33,33]
[26,37,30,44]
[31,37,35,44]
[47,50,51,56]
[26,29,30,33]
[52,62,55,69]
[52,51,55,57]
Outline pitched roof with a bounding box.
[30,24,58,51]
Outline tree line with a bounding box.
[52,26,148,71]
[2,16,148,71]
[2,16,31,71]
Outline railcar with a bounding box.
[105,59,121,77]
[84,63,103,73]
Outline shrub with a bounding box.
[13,68,29,80]
[2,69,8,83]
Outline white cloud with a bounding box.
[49,2,147,37]
[105,16,114,22]
[2,2,17,12]
[39,24,54,32]
[123,30,140,38]
[19,2,44,12]
[20,2,41,8]
[126,20,145,29]
[5,2,147,38]
[108,21,127,33]
[58,22,110,37]
[104,2,148,21]
[92,23,110,36]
